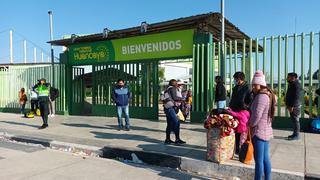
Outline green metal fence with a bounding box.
[0,64,66,114]
[193,32,320,120]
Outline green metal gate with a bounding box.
[91,61,159,119]
[70,67,85,115]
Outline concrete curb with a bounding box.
[0,132,310,179]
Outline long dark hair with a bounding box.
[257,86,276,120]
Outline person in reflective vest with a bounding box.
[34,78,51,129]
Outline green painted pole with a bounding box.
[234,40,238,72]
[242,39,246,73]
[293,33,297,73]
[212,43,216,103]
[255,38,259,71]
[192,44,196,112]
[301,33,305,118]
[224,42,227,82]
[218,42,221,76]
[229,41,233,95]
[263,37,267,74]
[207,43,211,111]
[309,32,314,118]
[249,39,253,81]
[278,35,282,117]
[270,36,274,90]
[285,35,289,117]
[196,44,200,112]
[201,44,205,111]
[318,33,320,115]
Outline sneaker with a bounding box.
[51,114,55,117]
[164,139,175,144]
[124,128,130,131]
[288,134,295,139]
[288,135,300,141]
[175,139,186,145]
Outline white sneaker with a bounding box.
[51,114,55,117]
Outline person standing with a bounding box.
[49,87,59,117]
[30,88,39,114]
[112,79,131,131]
[285,72,302,140]
[163,79,186,145]
[18,88,27,114]
[229,72,252,154]
[214,76,227,109]
[248,71,275,180]
[34,78,50,129]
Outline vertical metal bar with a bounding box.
[318,32,320,115]
[212,43,216,103]
[263,37,267,74]
[23,40,27,63]
[255,37,259,71]
[285,34,289,117]
[229,40,233,95]
[192,44,196,113]
[270,36,274,90]
[218,42,221,75]
[309,32,314,118]
[249,39,253,81]
[221,0,225,80]
[199,44,205,112]
[242,39,246,73]
[293,33,297,72]
[10,30,13,63]
[234,40,238,72]
[207,43,211,111]
[34,48,37,63]
[301,33,305,118]
[278,35,282,117]
[196,44,200,111]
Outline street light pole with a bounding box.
[220,0,225,80]
[48,11,55,86]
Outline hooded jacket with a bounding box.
[112,85,131,106]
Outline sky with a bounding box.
[0,0,320,63]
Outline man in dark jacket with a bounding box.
[229,72,252,111]
[286,72,302,140]
[49,87,59,117]
[112,79,131,131]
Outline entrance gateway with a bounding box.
[50,12,252,122]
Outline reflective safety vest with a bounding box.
[37,85,50,97]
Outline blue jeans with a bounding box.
[164,107,180,140]
[216,100,226,109]
[253,136,271,180]
[20,104,26,114]
[117,106,130,129]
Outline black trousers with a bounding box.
[31,100,39,112]
[235,132,241,154]
[39,98,49,125]
[290,107,301,136]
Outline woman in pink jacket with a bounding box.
[248,71,276,180]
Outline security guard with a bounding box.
[34,78,50,129]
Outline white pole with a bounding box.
[9,30,13,63]
[221,0,225,79]
[34,47,37,63]
[41,52,44,63]
[24,40,27,63]
[47,56,50,62]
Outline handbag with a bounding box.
[176,109,186,122]
[239,129,254,164]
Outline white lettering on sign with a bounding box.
[121,40,183,55]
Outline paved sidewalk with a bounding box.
[0,113,318,179]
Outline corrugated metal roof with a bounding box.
[48,12,255,48]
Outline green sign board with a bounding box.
[68,29,194,65]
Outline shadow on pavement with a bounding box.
[91,131,163,144]
[0,121,39,129]
[105,125,165,133]
[62,123,106,129]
